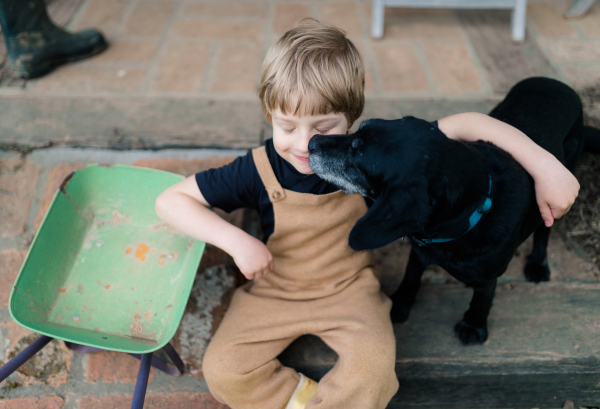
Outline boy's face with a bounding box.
[271,108,349,175]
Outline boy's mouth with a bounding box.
[294,154,309,163]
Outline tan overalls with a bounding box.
[202,147,399,409]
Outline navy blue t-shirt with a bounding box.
[196,121,439,242]
[195,138,340,242]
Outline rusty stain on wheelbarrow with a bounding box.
[135,243,149,261]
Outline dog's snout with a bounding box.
[308,134,326,152]
[308,136,316,152]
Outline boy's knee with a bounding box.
[360,332,397,378]
[366,341,399,406]
[202,343,234,395]
[373,350,397,379]
[202,343,255,398]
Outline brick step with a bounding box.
[278,282,600,409]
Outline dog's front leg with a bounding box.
[454,278,497,345]
[390,246,427,323]
[524,224,551,283]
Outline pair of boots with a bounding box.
[0,0,107,79]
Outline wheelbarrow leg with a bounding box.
[131,352,153,409]
[161,342,185,374]
[127,342,185,376]
[0,335,53,383]
[127,352,179,376]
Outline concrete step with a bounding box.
[278,282,600,409]
[0,96,497,150]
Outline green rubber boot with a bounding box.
[0,0,107,79]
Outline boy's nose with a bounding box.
[296,133,313,152]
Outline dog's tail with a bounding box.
[584,125,600,154]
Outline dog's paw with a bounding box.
[390,303,411,323]
[454,320,488,345]
[524,260,550,283]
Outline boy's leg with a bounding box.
[202,285,306,409]
[306,269,399,409]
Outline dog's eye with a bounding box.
[351,138,363,149]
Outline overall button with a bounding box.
[272,190,281,200]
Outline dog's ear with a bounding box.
[349,179,430,250]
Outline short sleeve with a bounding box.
[195,151,261,213]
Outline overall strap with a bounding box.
[252,146,286,203]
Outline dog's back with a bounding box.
[488,77,585,170]
[483,78,587,247]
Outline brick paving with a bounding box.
[0,0,597,98]
[85,351,156,384]
[0,159,41,238]
[1,0,600,407]
[0,250,26,309]
[79,392,228,409]
[0,396,65,409]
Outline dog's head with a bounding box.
[308,117,445,250]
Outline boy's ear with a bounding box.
[349,180,430,250]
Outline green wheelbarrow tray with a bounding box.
[8,164,205,354]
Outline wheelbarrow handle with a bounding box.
[0,335,53,383]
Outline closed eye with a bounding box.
[316,128,331,134]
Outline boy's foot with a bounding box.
[285,373,319,409]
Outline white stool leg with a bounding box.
[511,0,527,42]
[564,0,596,18]
[371,0,385,39]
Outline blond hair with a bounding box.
[258,18,365,127]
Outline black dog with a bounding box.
[308,77,600,345]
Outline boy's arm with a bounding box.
[155,175,273,279]
[438,112,579,227]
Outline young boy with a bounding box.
[155,19,578,409]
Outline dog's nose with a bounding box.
[309,133,346,152]
[308,135,320,152]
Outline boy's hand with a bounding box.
[231,235,274,280]
[533,156,580,227]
